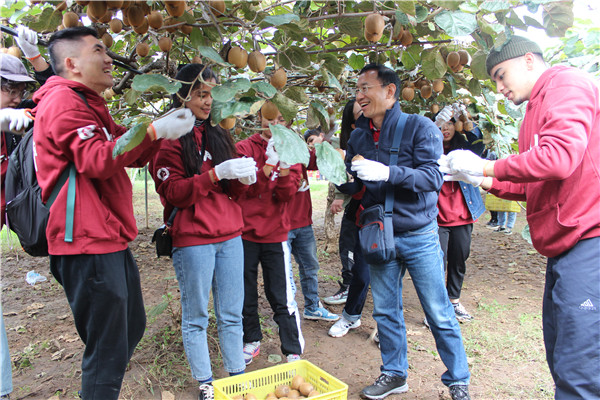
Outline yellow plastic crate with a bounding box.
[213,360,348,400]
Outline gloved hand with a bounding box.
[443,171,484,187]
[297,179,309,192]
[15,25,40,59]
[149,108,195,141]
[214,157,257,180]
[437,153,453,174]
[0,108,33,133]
[238,171,257,185]
[434,105,453,127]
[452,103,468,119]
[265,138,279,166]
[351,158,390,181]
[445,149,488,176]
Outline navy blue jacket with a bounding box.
[341,102,443,233]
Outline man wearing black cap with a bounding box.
[439,35,600,399]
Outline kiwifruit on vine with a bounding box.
[135,42,150,57]
[248,50,267,73]
[227,46,249,69]
[219,117,236,130]
[364,13,385,43]
[261,101,279,120]
[208,0,225,17]
[402,87,415,101]
[270,68,287,89]
[158,36,173,52]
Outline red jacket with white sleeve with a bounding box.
[489,66,600,258]
[235,133,301,243]
[32,76,160,255]
[150,124,246,247]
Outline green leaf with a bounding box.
[283,86,309,104]
[211,78,252,102]
[270,124,310,167]
[132,74,181,94]
[468,78,482,97]
[271,92,298,122]
[280,46,311,69]
[28,6,62,33]
[123,88,141,106]
[434,10,478,37]
[396,1,416,16]
[542,1,574,37]
[421,48,447,80]
[197,46,229,66]
[415,5,429,23]
[315,141,347,185]
[211,98,258,124]
[523,15,544,29]
[459,2,479,13]
[470,50,489,80]
[252,81,277,99]
[262,13,300,26]
[349,53,366,71]
[1,0,26,18]
[479,0,511,12]
[325,71,342,92]
[307,101,329,131]
[337,16,363,37]
[401,44,422,71]
[506,10,527,30]
[395,10,410,26]
[317,53,344,78]
[190,28,205,48]
[112,122,149,159]
[521,224,532,245]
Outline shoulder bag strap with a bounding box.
[384,112,409,216]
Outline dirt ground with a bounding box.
[1,180,554,400]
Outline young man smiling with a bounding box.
[341,64,471,400]
[440,35,600,399]
[32,27,195,399]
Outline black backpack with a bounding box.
[4,90,86,257]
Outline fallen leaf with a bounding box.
[161,391,175,400]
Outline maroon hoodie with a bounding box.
[236,133,301,242]
[150,124,247,247]
[285,150,319,230]
[32,76,159,255]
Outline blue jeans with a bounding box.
[369,220,470,386]
[173,237,246,382]
[498,211,516,229]
[0,304,12,397]
[288,225,320,311]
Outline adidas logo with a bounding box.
[579,299,597,311]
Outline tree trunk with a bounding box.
[324,182,337,253]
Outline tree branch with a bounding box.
[263,39,453,56]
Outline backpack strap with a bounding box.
[384,112,408,217]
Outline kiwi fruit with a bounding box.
[287,390,300,399]
[191,55,203,64]
[227,46,248,69]
[87,0,108,18]
[352,154,364,162]
[274,385,291,398]
[265,393,277,400]
[451,64,464,73]
[99,10,113,23]
[106,1,124,8]
[430,104,440,114]
[244,393,257,400]
[127,5,144,26]
[400,30,413,46]
[133,17,149,34]
[307,390,320,397]
[148,10,163,29]
[209,0,225,17]
[76,0,89,5]
[458,49,469,65]
[247,51,266,73]
[298,382,314,397]
[136,42,150,57]
[261,101,279,120]
[364,13,384,43]
[62,11,80,28]
[446,51,460,68]
[454,120,464,132]
[401,87,415,101]
[219,117,236,130]
[158,36,173,52]
[291,375,305,390]
[463,120,474,131]
[420,85,432,99]
[103,88,115,100]
[270,68,287,89]
[165,1,185,17]
[432,78,444,93]
[7,46,22,58]
[336,148,345,159]
[109,18,123,33]
[101,33,113,48]
[180,24,193,34]
[55,1,67,11]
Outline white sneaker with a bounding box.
[328,316,361,338]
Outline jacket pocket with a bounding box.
[527,204,580,258]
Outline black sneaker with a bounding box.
[198,383,214,400]
[360,373,408,399]
[449,384,471,400]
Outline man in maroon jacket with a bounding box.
[32,27,195,400]
[440,36,600,399]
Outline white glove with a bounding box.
[265,138,279,166]
[445,149,488,176]
[0,108,33,133]
[452,103,468,119]
[15,25,40,59]
[434,105,453,127]
[444,171,484,187]
[351,159,390,182]
[238,171,257,185]
[298,179,309,192]
[437,153,453,174]
[214,157,257,180]
[150,108,195,141]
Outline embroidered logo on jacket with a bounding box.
[77,124,96,140]
[157,167,170,181]
[579,299,597,311]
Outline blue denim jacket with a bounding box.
[459,181,486,220]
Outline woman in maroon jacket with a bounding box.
[150,64,256,400]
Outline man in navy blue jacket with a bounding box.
[341,64,471,400]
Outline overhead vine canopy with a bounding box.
[1,0,589,150]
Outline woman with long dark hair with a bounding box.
[150,64,256,400]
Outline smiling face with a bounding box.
[489,54,537,106]
[355,69,396,129]
[184,78,216,120]
[66,35,114,94]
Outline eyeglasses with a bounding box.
[1,86,29,99]
[354,84,385,95]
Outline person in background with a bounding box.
[235,105,304,365]
[481,147,499,228]
[32,27,195,400]
[433,104,485,323]
[150,64,256,400]
[323,99,363,306]
[286,127,339,322]
[440,35,599,399]
[342,64,471,400]
[495,211,516,235]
